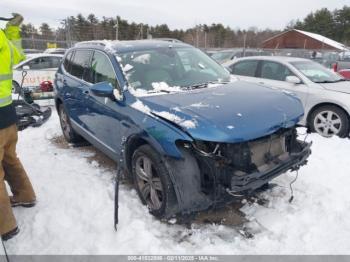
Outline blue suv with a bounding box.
[54,40,311,218]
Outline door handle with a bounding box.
[258,82,265,85]
[83,90,90,95]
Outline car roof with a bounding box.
[223,56,311,66]
[73,39,192,53]
[25,53,64,59]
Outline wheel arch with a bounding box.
[124,134,212,215]
[306,102,350,127]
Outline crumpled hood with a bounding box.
[139,81,304,143]
[320,81,350,94]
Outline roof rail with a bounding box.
[74,40,109,47]
[150,38,183,43]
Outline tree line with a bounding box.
[289,5,350,45]
[20,5,350,49]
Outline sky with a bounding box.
[0,0,348,30]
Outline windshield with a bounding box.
[291,61,344,83]
[118,46,230,95]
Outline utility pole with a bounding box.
[64,19,72,47]
[243,32,247,57]
[114,18,119,40]
[140,23,143,39]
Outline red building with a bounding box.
[262,29,347,51]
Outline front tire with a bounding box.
[131,145,177,218]
[309,105,349,138]
[58,104,83,143]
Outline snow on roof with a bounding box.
[294,29,348,51]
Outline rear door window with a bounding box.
[26,56,58,70]
[70,50,93,80]
[230,60,258,77]
[260,61,295,81]
[91,51,119,89]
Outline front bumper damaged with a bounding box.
[167,129,312,216]
[228,140,312,194]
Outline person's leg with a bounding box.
[3,125,36,203]
[0,127,17,236]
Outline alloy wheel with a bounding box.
[135,155,164,210]
[313,110,342,137]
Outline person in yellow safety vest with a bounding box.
[0,13,36,241]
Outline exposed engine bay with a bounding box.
[188,128,311,197]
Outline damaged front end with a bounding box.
[172,128,311,214]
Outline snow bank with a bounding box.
[6,112,350,254]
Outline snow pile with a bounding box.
[153,111,197,129]
[130,100,151,114]
[131,100,197,129]
[122,64,134,73]
[133,54,151,64]
[151,82,182,93]
[5,112,350,254]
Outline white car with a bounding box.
[13,54,63,91]
[224,56,350,137]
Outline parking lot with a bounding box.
[3,110,350,254]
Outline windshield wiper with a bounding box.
[182,80,230,90]
[147,89,171,94]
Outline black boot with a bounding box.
[1,227,19,241]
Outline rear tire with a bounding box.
[58,104,83,143]
[131,144,177,218]
[309,105,349,138]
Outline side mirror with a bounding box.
[90,81,122,100]
[286,76,301,84]
[22,65,30,70]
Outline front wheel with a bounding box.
[131,145,177,218]
[309,105,349,138]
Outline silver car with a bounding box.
[224,56,350,137]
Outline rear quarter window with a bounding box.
[63,51,74,73]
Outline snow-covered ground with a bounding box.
[5,109,350,254]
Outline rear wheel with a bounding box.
[58,104,83,143]
[309,105,349,138]
[131,145,177,218]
